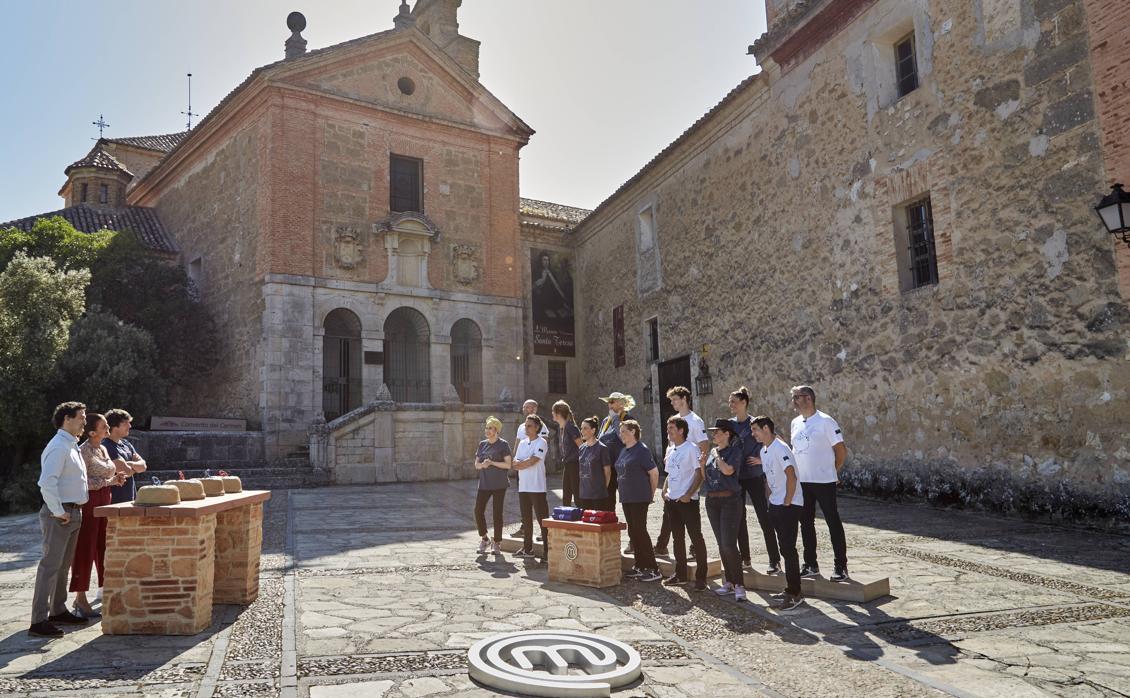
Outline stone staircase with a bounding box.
[143,456,330,491]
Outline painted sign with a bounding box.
[531,248,575,357]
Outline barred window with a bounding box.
[548,361,567,394]
[905,197,938,290]
[895,32,919,98]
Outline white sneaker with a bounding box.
[491,541,502,555]
[93,587,103,602]
[734,586,747,602]
[477,538,490,554]
[714,582,735,596]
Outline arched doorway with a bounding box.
[322,309,362,420]
[450,319,483,403]
[384,307,431,402]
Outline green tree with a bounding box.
[0,253,89,446]
[0,216,112,271]
[51,308,165,420]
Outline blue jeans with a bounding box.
[705,494,744,586]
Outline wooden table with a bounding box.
[95,490,271,635]
[542,519,626,588]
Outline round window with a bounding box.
[397,77,416,95]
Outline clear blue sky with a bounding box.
[0,1,765,221]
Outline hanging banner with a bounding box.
[531,248,576,356]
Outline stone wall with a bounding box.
[127,431,266,470]
[572,0,1130,501]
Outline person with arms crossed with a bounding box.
[615,420,661,582]
[513,415,550,562]
[654,386,707,556]
[552,400,582,507]
[660,416,708,591]
[702,419,748,601]
[752,415,805,612]
[576,416,612,511]
[510,400,548,538]
[103,409,147,505]
[473,416,512,555]
[731,386,780,574]
[789,385,849,581]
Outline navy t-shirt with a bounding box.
[558,422,581,466]
[578,441,612,501]
[615,442,656,504]
[702,443,743,495]
[731,416,763,479]
[476,439,512,491]
[104,437,140,504]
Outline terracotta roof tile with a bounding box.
[519,198,591,225]
[104,132,191,153]
[64,144,132,176]
[0,204,177,253]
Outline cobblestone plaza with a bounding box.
[1,479,1128,697]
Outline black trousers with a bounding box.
[800,482,847,570]
[706,494,744,586]
[519,491,549,556]
[622,502,656,571]
[561,460,580,507]
[667,499,708,582]
[474,488,506,542]
[605,477,618,515]
[770,503,803,596]
[737,475,780,566]
[577,497,607,511]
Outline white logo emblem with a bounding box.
[468,630,642,697]
[564,542,579,561]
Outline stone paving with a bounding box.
[0,478,1128,697]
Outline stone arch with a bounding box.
[383,306,431,402]
[322,308,362,420]
[450,318,483,403]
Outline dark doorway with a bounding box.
[657,355,692,451]
[323,309,363,421]
[384,307,431,402]
[450,318,483,403]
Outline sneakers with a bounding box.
[638,569,663,583]
[510,526,526,538]
[831,567,850,582]
[661,575,686,586]
[73,605,101,620]
[623,544,634,555]
[714,582,736,596]
[477,537,490,554]
[27,621,64,638]
[734,586,747,602]
[692,580,708,592]
[47,611,88,625]
[514,549,535,558]
[624,567,645,579]
[800,564,820,578]
[742,559,753,569]
[778,594,806,612]
[766,563,782,575]
[93,587,103,602]
[491,541,502,555]
[653,546,670,556]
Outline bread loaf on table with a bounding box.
[134,485,182,507]
[200,477,227,497]
[220,475,242,493]
[164,479,206,501]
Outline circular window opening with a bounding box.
[397,77,416,95]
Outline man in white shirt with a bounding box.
[655,386,708,556]
[511,399,549,537]
[29,402,92,638]
[660,416,708,591]
[513,415,550,561]
[789,385,848,581]
[752,415,805,612]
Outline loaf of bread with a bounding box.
[220,475,242,493]
[135,485,181,506]
[164,479,206,501]
[200,477,226,497]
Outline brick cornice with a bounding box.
[750,0,878,72]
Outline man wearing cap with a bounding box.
[596,392,636,513]
[789,385,849,581]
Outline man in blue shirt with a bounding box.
[103,409,147,504]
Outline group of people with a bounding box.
[28,402,147,639]
[471,384,848,612]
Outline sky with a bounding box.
[0,1,766,221]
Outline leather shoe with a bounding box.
[48,610,88,625]
[28,621,64,638]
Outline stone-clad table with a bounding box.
[95,490,271,635]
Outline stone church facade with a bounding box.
[5,0,1128,502]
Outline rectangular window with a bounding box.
[390,155,423,213]
[548,360,567,394]
[895,32,919,98]
[905,197,938,290]
[637,206,655,252]
[80,183,88,203]
[99,184,109,204]
[613,305,626,368]
[647,317,660,363]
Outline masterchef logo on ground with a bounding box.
[467,630,642,697]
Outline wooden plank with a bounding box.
[541,519,626,533]
[743,569,891,602]
[94,490,271,518]
[622,552,723,580]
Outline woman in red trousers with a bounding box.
[70,413,122,618]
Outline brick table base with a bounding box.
[214,502,264,604]
[102,513,216,635]
[543,519,626,588]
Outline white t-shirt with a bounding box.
[515,436,548,493]
[680,410,708,448]
[762,438,803,507]
[516,419,549,444]
[790,410,844,483]
[664,440,701,500]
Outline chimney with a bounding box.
[411,0,480,78]
[285,11,308,59]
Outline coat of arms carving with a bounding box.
[333,227,364,269]
[451,243,480,285]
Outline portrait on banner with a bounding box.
[530,248,575,356]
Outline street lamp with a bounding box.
[1096,183,1130,246]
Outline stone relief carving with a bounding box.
[333,226,364,269]
[451,243,481,286]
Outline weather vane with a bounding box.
[92,114,110,139]
[181,73,198,129]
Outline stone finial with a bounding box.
[285,11,308,59]
[393,1,416,29]
[442,384,463,405]
[375,383,394,402]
